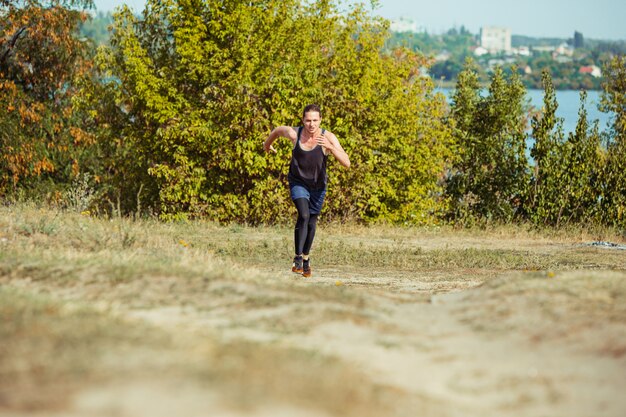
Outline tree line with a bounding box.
[1,0,625,229]
[388,28,626,90]
[448,57,626,228]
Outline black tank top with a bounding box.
[288,127,328,190]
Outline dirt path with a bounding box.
[2,223,626,417]
[15,268,619,417]
[293,273,626,417]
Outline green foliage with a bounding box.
[598,55,626,227]
[519,55,602,91]
[529,72,605,227]
[92,0,452,223]
[557,92,602,225]
[528,70,565,224]
[600,55,626,141]
[446,59,529,224]
[386,28,622,90]
[0,0,97,199]
[4,0,624,230]
[429,56,465,82]
[385,28,478,85]
[386,26,476,58]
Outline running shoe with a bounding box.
[292,255,303,273]
[302,258,312,278]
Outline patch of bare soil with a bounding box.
[2,237,625,417]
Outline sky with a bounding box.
[92,0,626,40]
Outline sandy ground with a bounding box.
[2,233,626,417]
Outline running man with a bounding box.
[263,104,350,277]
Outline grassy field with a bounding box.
[1,203,625,417]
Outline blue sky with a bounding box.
[92,0,626,40]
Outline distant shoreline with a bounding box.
[432,79,602,91]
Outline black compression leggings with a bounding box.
[293,198,319,255]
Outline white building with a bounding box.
[532,45,556,54]
[389,17,421,33]
[473,46,489,57]
[513,46,531,56]
[480,26,512,54]
[555,43,574,57]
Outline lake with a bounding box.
[438,88,613,135]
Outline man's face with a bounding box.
[302,111,321,135]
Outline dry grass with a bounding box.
[0,287,171,410]
[1,203,625,417]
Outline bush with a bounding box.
[92,0,453,223]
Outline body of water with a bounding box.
[438,88,613,135]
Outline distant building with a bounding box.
[555,43,574,57]
[573,31,584,49]
[487,58,506,70]
[532,45,556,54]
[389,17,421,33]
[472,46,489,57]
[513,46,531,56]
[554,55,573,64]
[579,65,602,77]
[434,51,452,61]
[480,26,511,54]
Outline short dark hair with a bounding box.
[303,104,322,118]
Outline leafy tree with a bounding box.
[0,0,96,198]
[386,28,476,59]
[529,74,603,227]
[600,55,626,142]
[598,55,626,227]
[528,70,565,224]
[429,56,464,82]
[93,0,453,223]
[556,91,602,226]
[446,59,529,223]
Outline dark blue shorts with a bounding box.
[289,181,327,215]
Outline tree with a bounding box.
[429,57,464,82]
[556,91,602,226]
[598,55,626,227]
[446,59,529,223]
[93,0,453,223]
[528,70,565,224]
[528,73,603,227]
[0,0,96,198]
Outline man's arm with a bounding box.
[264,126,297,153]
[318,131,350,168]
